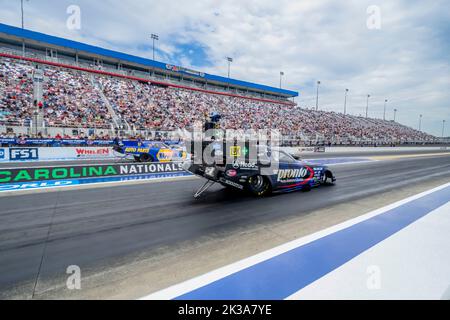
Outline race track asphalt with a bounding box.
[0,152,449,298]
[0,147,448,168]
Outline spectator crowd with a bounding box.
[0,56,436,144]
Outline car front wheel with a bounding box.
[321,171,335,185]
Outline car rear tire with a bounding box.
[247,175,271,197]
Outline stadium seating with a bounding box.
[43,67,112,129]
[0,58,34,126]
[0,56,436,144]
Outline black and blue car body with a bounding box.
[184,147,336,197]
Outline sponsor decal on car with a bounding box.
[204,167,217,178]
[226,169,238,177]
[230,146,241,157]
[232,161,258,170]
[278,168,308,181]
[313,167,325,178]
[156,149,175,162]
[219,178,244,190]
[277,167,315,183]
[124,147,150,153]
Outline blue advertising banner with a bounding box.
[0,138,179,147]
[0,138,115,146]
[0,138,16,144]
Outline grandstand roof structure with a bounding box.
[0,23,299,101]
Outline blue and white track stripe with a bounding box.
[142,182,450,300]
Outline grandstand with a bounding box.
[0,23,438,145]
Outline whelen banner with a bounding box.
[0,162,187,184]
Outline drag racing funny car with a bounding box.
[113,140,187,163]
[184,141,336,198]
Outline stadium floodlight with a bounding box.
[316,81,321,111]
[365,94,371,119]
[383,99,388,121]
[227,57,233,78]
[394,108,398,122]
[151,34,159,61]
[280,72,284,89]
[419,114,423,131]
[443,120,447,138]
[344,89,349,115]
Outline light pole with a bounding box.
[443,120,447,138]
[21,0,25,29]
[227,57,233,78]
[419,114,423,131]
[20,0,28,57]
[316,81,321,111]
[383,99,388,121]
[279,71,284,89]
[394,109,398,122]
[365,94,370,119]
[151,34,159,61]
[344,89,349,115]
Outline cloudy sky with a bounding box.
[0,0,449,136]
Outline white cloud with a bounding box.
[0,0,448,135]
